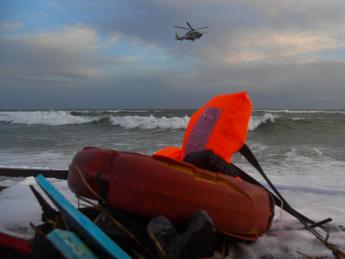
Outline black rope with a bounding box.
[238,144,333,243]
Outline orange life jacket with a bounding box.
[154,91,253,162]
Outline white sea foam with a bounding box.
[0,111,189,128]
[0,111,98,125]
[235,209,345,258]
[0,177,344,257]
[237,151,345,204]
[110,115,190,129]
[0,110,317,130]
[249,113,277,130]
[93,109,150,113]
[0,151,72,169]
[0,177,79,237]
[291,117,306,121]
[255,109,345,114]
[271,183,345,196]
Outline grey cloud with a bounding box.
[1,0,345,109]
[0,28,139,83]
[2,59,344,109]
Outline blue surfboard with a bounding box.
[35,174,131,259]
[47,229,97,259]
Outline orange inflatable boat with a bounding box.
[68,147,274,240]
[68,92,274,240]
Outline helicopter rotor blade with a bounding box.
[186,22,193,29]
[195,27,209,30]
[174,25,189,30]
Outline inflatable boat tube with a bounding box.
[68,147,274,240]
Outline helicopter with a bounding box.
[174,22,209,41]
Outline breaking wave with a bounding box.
[0,110,302,130]
[0,110,343,132]
[0,111,98,126]
[256,109,345,114]
[0,111,190,129]
[249,113,277,130]
[70,109,150,116]
[110,115,189,129]
[0,110,276,130]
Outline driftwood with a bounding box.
[0,167,68,179]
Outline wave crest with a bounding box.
[2,110,338,132]
[249,113,277,130]
[110,115,189,129]
[0,111,98,126]
[0,111,190,129]
[256,109,345,114]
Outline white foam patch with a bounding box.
[0,151,72,169]
[273,183,345,196]
[0,177,79,238]
[0,178,344,257]
[233,210,345,258]
[73,109,149,114]
[110,115,190,129]
[255,109,345,114]
[237,148,345,189]
[291,117,306,121]
[0,111,98,125]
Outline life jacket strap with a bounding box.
[238,144,332,228]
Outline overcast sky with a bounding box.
[0,0,344,109]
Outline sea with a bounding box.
[1,109,344,170]
[0,109,345,257]
[1,108,344,197]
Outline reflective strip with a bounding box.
[184,107,222,157]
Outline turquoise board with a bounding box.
[35,174,131,259]
[47,229,97,259]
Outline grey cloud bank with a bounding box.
[0,0,344,109]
